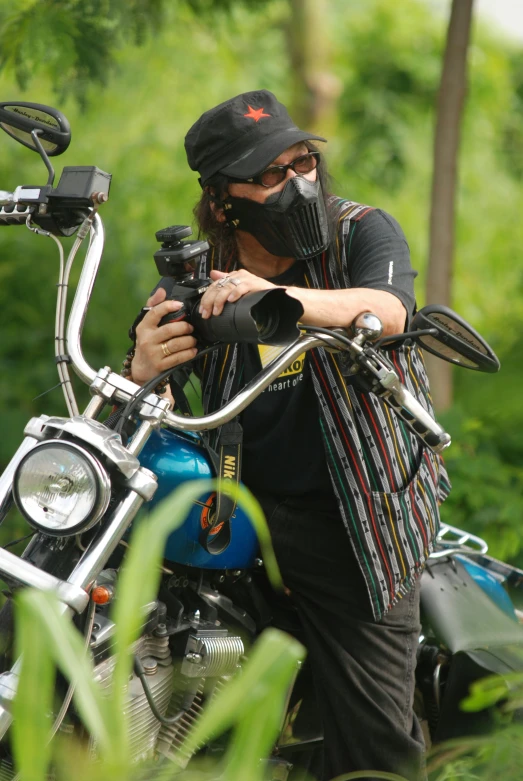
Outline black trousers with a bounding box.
[255,490,426,781]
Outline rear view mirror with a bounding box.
[411,305,500,373]
[0,102,71,156]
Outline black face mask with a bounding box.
[224,176,330,260]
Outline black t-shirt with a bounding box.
[344,207,416,322]
[241,262,333,496]
[240,208,416,497]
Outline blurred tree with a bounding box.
[0,0,165,107]
[284,0,341,134]
[334,0,443,194]
[425,0,474,411]
[501,48,523,179]
[0,0,272,106]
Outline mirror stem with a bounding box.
[375,328,439,349]
[31,129,55,186]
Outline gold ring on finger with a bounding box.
[161,341,172,357]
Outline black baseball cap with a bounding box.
[185,90,326,185]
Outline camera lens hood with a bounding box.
[193,289,303,346]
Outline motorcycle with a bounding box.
[0,100,521,780]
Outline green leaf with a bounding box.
[13,590,114,759]
[222,692,295,781]
[461,674,510,713]
[12,592,55,781]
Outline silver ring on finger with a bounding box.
[216,275,231,288]
[229,277,242,287]
[161,341,173,357]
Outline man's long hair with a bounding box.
[193,142,331,270]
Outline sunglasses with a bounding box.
[229,151,320,188]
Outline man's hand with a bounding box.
[198,269,277,319]
[132,287,198,385]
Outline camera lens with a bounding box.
[252,303,279,341]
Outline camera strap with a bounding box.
[128,301,243,556]
[168,372,193,417]
[128,306,150,343]
[199,416,243,555]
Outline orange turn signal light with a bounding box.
[91,585,113,605]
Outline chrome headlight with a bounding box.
[13,440,111,536]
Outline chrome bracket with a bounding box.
[23,414,140,479]
[125,467,158,502]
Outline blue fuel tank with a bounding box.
[138,428,259,569]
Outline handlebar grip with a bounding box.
[384,385,451,453]
[0,204,32,225]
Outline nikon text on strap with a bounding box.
[199,416,243,556]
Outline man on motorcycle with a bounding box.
[130,90,451,781]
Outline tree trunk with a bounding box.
[285,0,341,134]
[425,0,474,411]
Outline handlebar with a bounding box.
[160,335,450,453]
[0,203,33,225]
[0,186,40,225]
[162,332,342,431]
[67,214,105,385]
[56,213,451,453]
[378,371,451,452]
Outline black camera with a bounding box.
[153,225,303,346]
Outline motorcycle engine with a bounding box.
[91,612,174,762]
[90,594,245,768]
[0,579,247,779]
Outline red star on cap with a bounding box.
[243,105,271,122]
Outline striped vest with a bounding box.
[199,198,451,620]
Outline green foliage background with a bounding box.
[1,0,523,562]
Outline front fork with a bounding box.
[0,443,158,738]
[0,367,179,737]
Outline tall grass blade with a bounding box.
[222,659,300,781]
[13,590,113,759]
[227,482,282,589]
[12,592,55,781]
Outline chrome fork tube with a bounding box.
[0,551,88,612]
[127,421,155,457]
[83,395,106,420]
[67,488,146,592]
